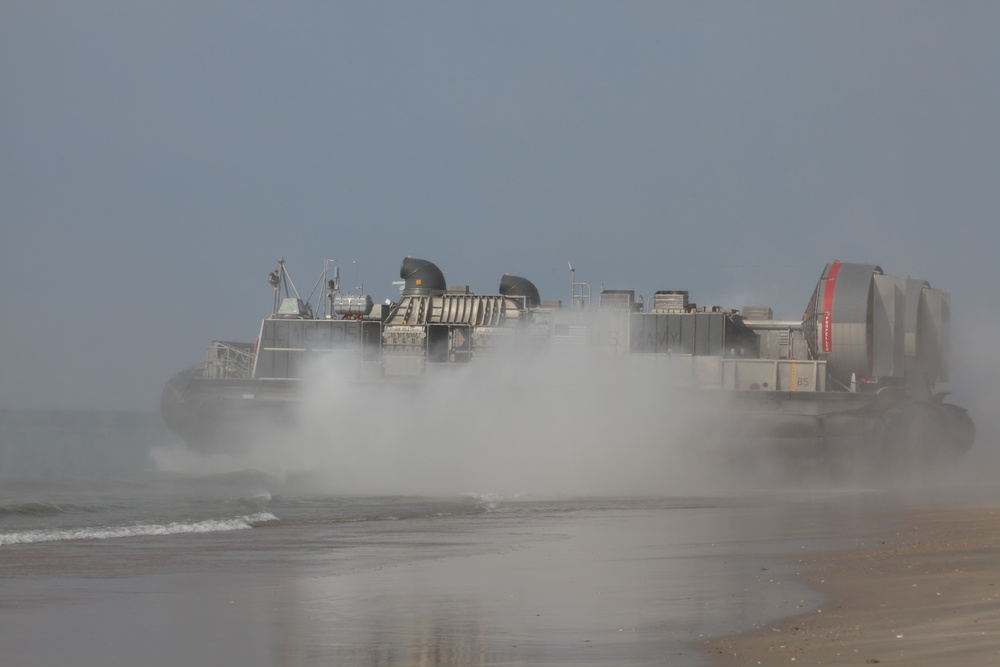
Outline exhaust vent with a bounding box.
[400,257,446,297]
[499,274,541,307]
[651,290,689,313]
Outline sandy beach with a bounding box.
[703,495,1000,666]
[0,493,883,667]
[6,473,1000,667]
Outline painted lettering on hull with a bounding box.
[820,260,842,354]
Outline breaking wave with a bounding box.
[0,512,278,546]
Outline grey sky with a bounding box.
[2,1,998,411]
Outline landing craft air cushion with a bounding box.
[161,257,974,476]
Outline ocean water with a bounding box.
[0,409,503,553]
[0,409,890,666]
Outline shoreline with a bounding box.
[701,499,1000,666]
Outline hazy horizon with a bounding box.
[3,2,999,413]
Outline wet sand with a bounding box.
[7,491,998,666]
[0,496,871,667]
[703,496,1000,666]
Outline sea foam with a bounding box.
[0,512,278,546]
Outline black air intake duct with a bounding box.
[499,274,541,307]
[400,257,447,296]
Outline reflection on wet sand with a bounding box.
[1,495,898,667]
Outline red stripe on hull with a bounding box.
[820,260,842,353]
